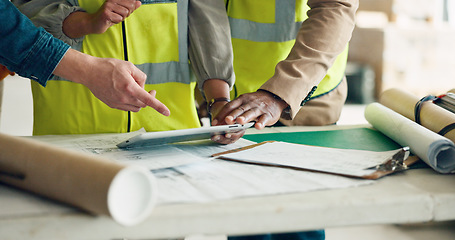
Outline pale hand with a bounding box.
[54,49,170,115]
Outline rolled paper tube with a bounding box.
[365,103,455,174]
[0,133,157,226]
[379,88,455,143]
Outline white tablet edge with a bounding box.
[117,122,255,148]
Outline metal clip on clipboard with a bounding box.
[375,147,410,172]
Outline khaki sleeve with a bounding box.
[188,0,235,93]
[260,0,358,119]
[12,0,85,46]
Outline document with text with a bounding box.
[32,132,374,204]
[214,141,409,178]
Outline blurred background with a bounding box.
[345,0,455,104]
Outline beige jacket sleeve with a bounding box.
[260,0,358,119]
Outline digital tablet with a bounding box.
[117,122,255,149]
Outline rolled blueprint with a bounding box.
[0,133,157,226]
[379,88,455,143]
[365,103,455,173]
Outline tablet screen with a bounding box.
[117,122,254,148]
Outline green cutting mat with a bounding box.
[243,127,401,151]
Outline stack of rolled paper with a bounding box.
[364,88,455,174]
[379,88,455,143]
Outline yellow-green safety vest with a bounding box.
[31,0,200,135]
[226,0,348,101]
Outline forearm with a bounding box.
[62,11,96,39]
[260,0,358,118]
[203,79,231,101]
[52,48,93,85]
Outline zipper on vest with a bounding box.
[121,21,132,133]
[225,0,229,11]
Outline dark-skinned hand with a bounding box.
[211,90,288,144]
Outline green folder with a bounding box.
[244,127,401,152]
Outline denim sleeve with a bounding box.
[0,0,70,87]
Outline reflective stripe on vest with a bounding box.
[31,0,200,135]
[68,0,190,85]
[226,0,348,100]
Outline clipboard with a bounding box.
[212,141,419,180]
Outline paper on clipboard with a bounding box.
[213,141,416,179]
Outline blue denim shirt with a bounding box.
[0,0,69,86]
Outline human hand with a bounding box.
[200,79,240,144]
[89,0,141,34]
[54,49,170,114]
[213,90,288,130]
[209,100,246,145]
[63,0,141,38]
[84,57,170,114]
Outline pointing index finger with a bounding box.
[134,87,170,116]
